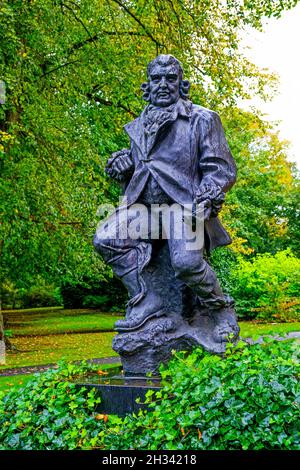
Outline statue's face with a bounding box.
[149,64,180,107]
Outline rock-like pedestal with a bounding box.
[113,242,239,375]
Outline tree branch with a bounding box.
[61,1,97,48]
[58,221,83,226]
[87,92,137,117]
[70,31,145,54]
[110,0,163,48]
[38,60,80,80]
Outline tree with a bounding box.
[220,108,300,255]
[0,0,299,291]
[0,301,4,364]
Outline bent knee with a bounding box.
[93,229,115,254]
[172,256,206,281]
[93,234,105,254]
[93,219,116,250]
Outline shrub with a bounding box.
[1,281,62,309]
[60,276,127,311]
[82,294,110,308]
[109,340,300,450]
[0,281,23,309]
[0,341,299,450]
[22,284,62,308]
[210,247,237,295]
[0,362,107,450]
[229,250,300,320]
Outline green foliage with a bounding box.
[82,295,110,309]
[229,250,300,320]
[211,247,300,321]
[1,341,299,450]
[221,108,300,256]
[0,281,21,309]
[209,246,237,294]
[0,361,108,450]
[1,0,299,292]
[22,284,62,308]
[1,280,62,309]
[61,276,126,311]
[109,341,300,450]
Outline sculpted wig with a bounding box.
[141,54,190,102]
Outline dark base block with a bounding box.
[74,367,161,417]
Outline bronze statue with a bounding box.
[94,55,239,374]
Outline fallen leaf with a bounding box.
[95,414,108,422]
[97,370,108,376]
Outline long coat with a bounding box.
[122,98,237,252]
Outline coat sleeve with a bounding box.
[198,111,237,193]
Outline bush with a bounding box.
[109,340,300,450]
[229,250,300,320]
[22,284,62,308]
[0,362,107,450]
[0,341,299,450]
[209,247,237,294]
[82,294,110,308]
[0,281,23,309]
[61,276,127,311]
[1,281,62,309]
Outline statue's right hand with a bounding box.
[105,148,133,180]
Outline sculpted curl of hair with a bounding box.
[141,54,190,102]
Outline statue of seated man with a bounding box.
[94,54,238,342]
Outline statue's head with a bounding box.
[141,54,190,107]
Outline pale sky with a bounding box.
[240,3,300,169]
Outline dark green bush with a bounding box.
[61,276,126,311]
[0,341,299,450]
[82,294,110,308]
[1,281,62,309]
[22,284,62,308]
[209,246,237,295]
[0,362,107,450]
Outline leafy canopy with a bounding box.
[0,0,299,288]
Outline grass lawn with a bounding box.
[2,307,63,314]
[2,322,298,371]
[3,308,122,336]
[1,307,299,373]
[0,362,121,395]
[0,331,117,370]
[1,308,122,371]
[239,321,300,340]
[0,374,35,395]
